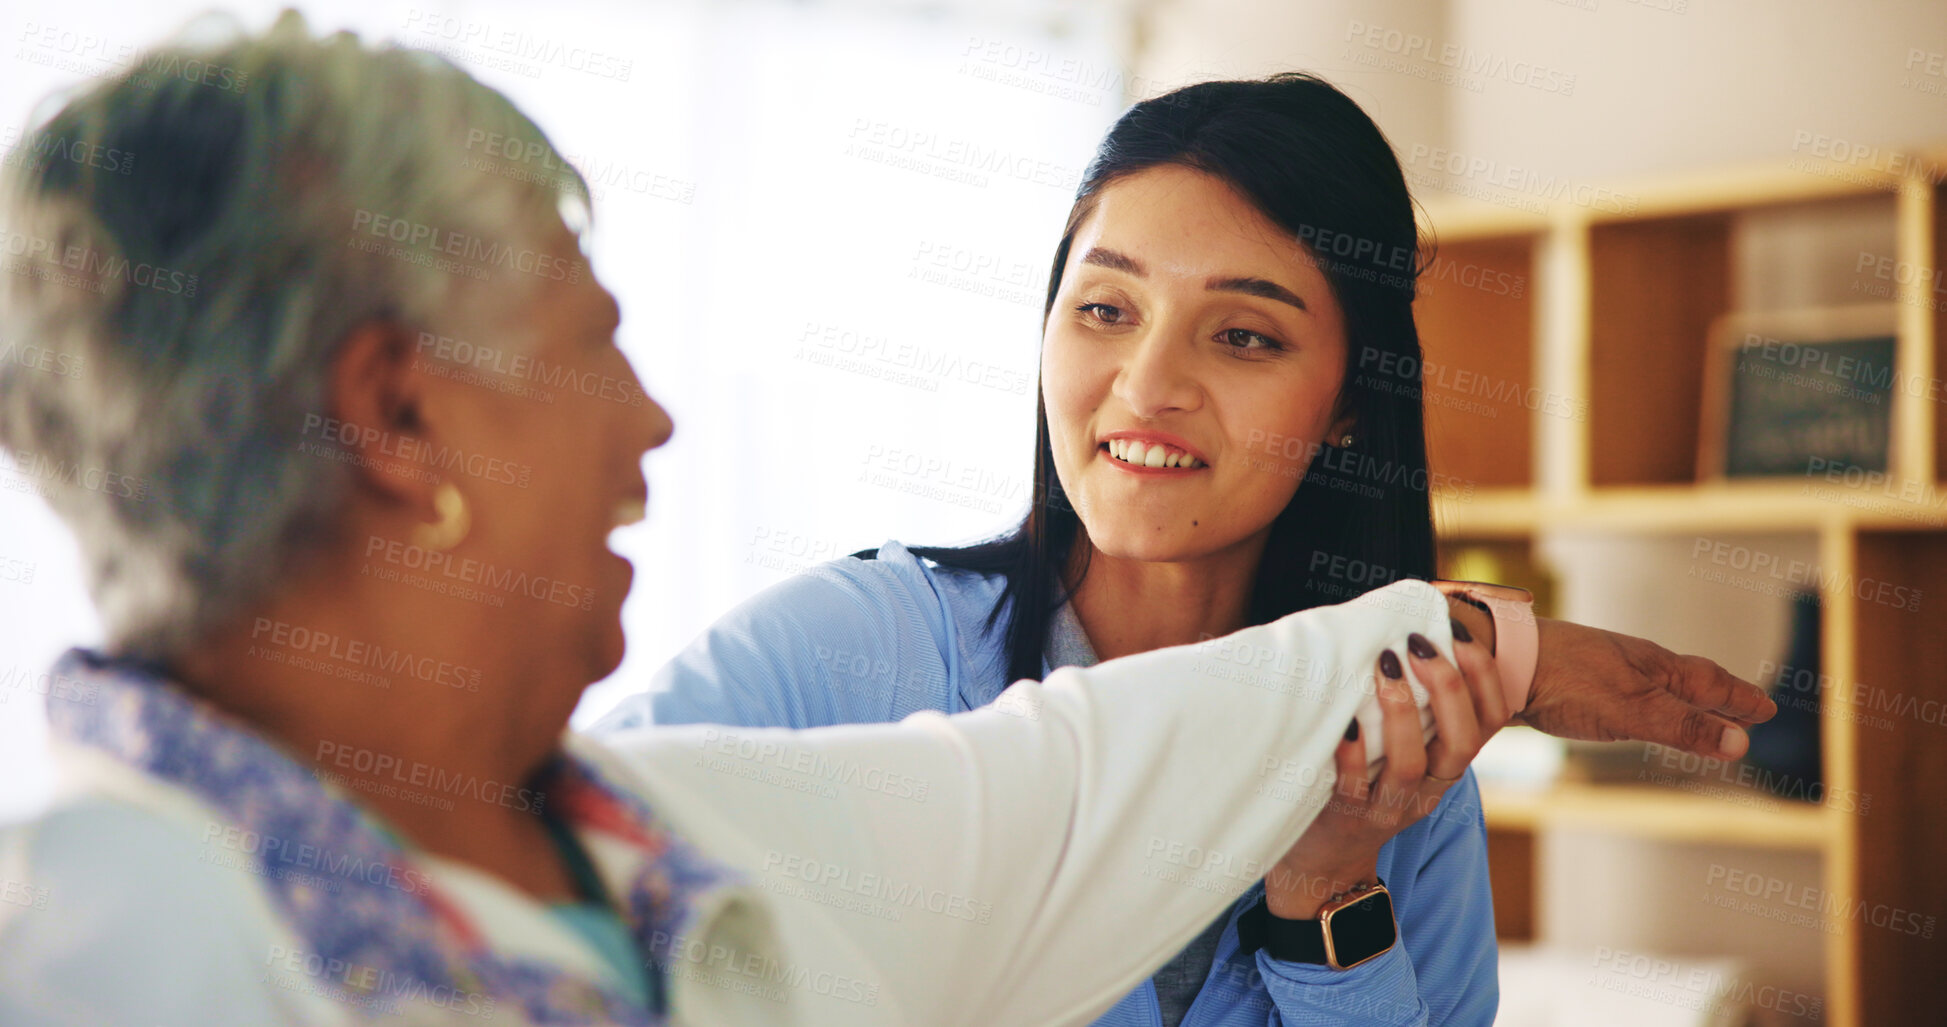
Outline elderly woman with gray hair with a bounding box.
[0,12,1771,1027]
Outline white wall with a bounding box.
[1441,0,1947,183]
[1135,0,1452,168]
[1137,0,1947,188]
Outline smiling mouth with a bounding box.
[612,499,646,529]
[1102,439,1204,469]
[608,498,647,552]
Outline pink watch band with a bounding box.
[1475,592,1538,715]
[1431,580,1539,715]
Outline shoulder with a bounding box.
[0,796,311,1024]
[844,541,1016,701]
[707,540,997,675]
[637,541,1011,729]
[703,540,991,640]
[833,540,1010,639]
[2,793,241,915]
[0,793,282,938]
[785,540,1016,704]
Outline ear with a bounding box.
[1328,411,1358,448]
[1324,382,1358,447]
[326,320,437,509]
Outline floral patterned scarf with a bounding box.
[46,648,742,1025]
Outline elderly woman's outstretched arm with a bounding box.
[590,578,1457,1026]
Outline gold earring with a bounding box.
[411,481,471,551]
[1340,434,1355,447]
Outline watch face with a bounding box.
[1325,890,1397,968]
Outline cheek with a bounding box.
[1228,378,1342,489]
[476,407,586,531]
[1040,329,1101,453]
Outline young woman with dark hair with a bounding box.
[601,74,1760,1025]
[915,73,1441,691]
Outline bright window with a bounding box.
[0,0,1121,814]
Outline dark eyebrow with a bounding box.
[1081,247,1143,275]
[1083,246,1307,313]
[1207,276,1308,313]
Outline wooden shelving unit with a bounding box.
[1478,782,1832,851]
[1415,146,1947,1026]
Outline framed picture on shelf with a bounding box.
[1696,304,1900,480]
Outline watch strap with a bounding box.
[1477,592,1538,715]
[1237,894,1328,964]
[1432,580,1538,715]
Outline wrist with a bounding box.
[1264,856,1381,918]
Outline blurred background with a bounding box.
[4,1,1945,1023]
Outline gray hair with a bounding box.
[0,10,590,659]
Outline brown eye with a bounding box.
[1220,328,1284,351]
[1077,302,1124,325]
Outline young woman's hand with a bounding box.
[1263,607,1505,918]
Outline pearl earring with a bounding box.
[411,481,471,551]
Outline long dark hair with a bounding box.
[907,73,1438,684]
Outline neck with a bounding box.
[1064,531,1268,662]
[164,559,583,898]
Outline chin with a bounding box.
[1085,522,1209,564]
[591,617,627,680]
[589,557,632,676]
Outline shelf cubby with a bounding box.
[1414,234,1539,490]
[1587,212,1733,487]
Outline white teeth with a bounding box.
[1104,439,1204,469]
[613,500,645,528]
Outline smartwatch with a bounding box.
[1237,880,1397,970]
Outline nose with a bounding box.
[615,339,673,455]
[1111,322,1203,419]
[638,389,674,453]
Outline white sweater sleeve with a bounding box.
[602,578,1454,1027]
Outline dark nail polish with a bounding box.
[1450,617,1473,643]
[1344,720,1360,742]
[1407,633,1438,660]
[1379,650,1403,679]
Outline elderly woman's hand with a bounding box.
[1520,619,1776,759]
